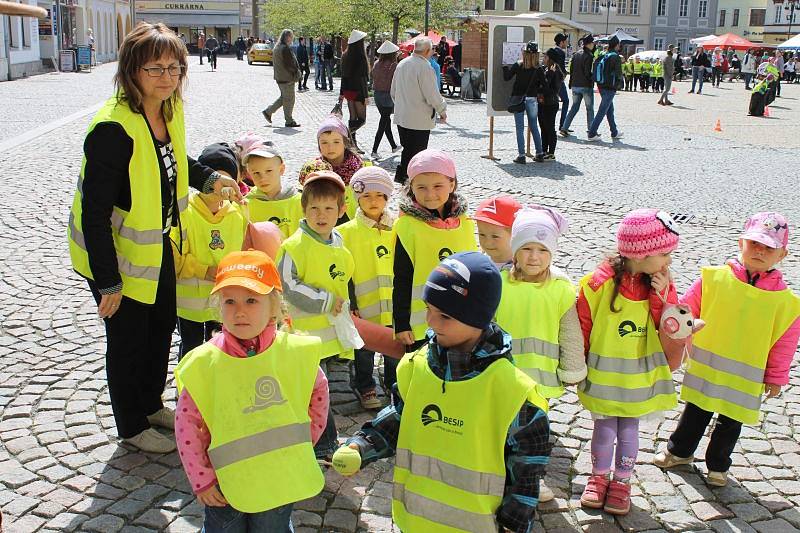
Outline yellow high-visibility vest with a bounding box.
[495,270,576,398]
[393,348,547,532]
[577,273,677,418]
[681,266,800,425]
[278,228,355,359]
[338,216,394,326]
[394,215,477,340]
[68,96,189,304]
[175,332,324,512]
[245,188,303,240]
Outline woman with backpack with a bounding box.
[503,41,545,164]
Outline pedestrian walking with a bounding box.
[314,38,324,89]
[553,33,570,130]
[390,38,447,184]
[296,37,310,91]
[741,49,756,90]
[436,36,450,68]
[656,212,800,488]
[205,34,219,71]
[67,22,242,454]
[339,30,370,154]
[503,40,544,163]
[538,49,564,160]
[370,40,401,160]
[322,37,335,91]
[235,35,246,60]
[689,46,709,94]
[262,29,301,128]
[587,36,623,141]
[711,47,724,87]
[560,34,596,138]
[772,50,785,97]
[658,45,675,106]
[197,32,205,65]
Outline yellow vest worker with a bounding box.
[681,266,800,424]
[394,215,477,340]
[577,274,677,418]
[68,97,189,304]
[495,270,576,398]
[245,188,304,240]
[175,332,324,512]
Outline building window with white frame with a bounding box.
[732,8,739,25]
[774,4,782,23]
[719,9,725,26]
[749,8,765,25]
[617,0,627,15]
[578,0,589,12]
[654,37,664,49]
[592,0,600,13]
[630,0,639,14]
[657,0,667,16]
[679,0,688,17]
[698,0,707,18]
[552,0,563,11]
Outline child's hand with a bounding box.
[650,269,671,293]
[197,485,228,507]
[205,266,218,282]
[765,384,782,398]
[395,331,415,345]
[351,309,361,319]
[332,297,344,316]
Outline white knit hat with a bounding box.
[348,30,367,44]
[511,206,569,256]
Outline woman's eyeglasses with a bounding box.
[141,65,185,77]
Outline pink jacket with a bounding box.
[175,325,330,495]
[680,259,800,386]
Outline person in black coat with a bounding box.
[296,37,310,91]
[539,48,565,160]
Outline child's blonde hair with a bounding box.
[210,290,286,329]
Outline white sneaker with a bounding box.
[147,407,175,429]
[587,134,602,142]
[392,145,403,154]
[123,428,176,453]
[653,450,694,469]
[611,131,624,139]
[539,481,555,503]
[370,151,380,160]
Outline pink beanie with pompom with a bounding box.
[616,209,680,259]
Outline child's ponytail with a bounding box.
[607,254,651,313]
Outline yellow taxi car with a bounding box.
[248,43,273,65]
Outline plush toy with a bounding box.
[660,303,704,340]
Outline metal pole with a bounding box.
[424,0,430,35]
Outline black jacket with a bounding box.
[295,43,309,65]
[691,51,710,68]
[551,46,567,74]
[503,62,539,97]
[596,52,624,91]
[569,47,595,88]
[537,66,563,106]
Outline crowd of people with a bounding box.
[66,21,800,533]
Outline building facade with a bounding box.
[649,0,719,53]
[715,0,767,42]
[2,0,43,79]
[762,0,800,45]
[570,0,653,50]
[134,0,242,50]
[481,0,572,18]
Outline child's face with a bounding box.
[218,286,275,340]
[739,238,787,273]
[514,242,552,280]
[410,172,455,212]
[628,253,672,276]
[476,222,512,264]
[426,303,483,352]
[318,131,346,163]
[247,156,285,195]
[358,191,388,221]
[305,196,346,238]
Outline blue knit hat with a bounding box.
[422,252,502,329]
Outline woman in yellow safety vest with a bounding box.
[67,22,241,454]
[576,209,686,515]
[655,212,800,488]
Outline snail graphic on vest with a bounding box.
[242,376,287,414]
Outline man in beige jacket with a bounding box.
[263,29,301,128]
[390,37,447,184]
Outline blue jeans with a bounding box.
[204,503,294,533]
[322,59,334,89]
[558,81,569,129]
[561,87,595,132]
[743,72,753,89]
[588,89,618,137]
[514,97,543,156]
[691,66,705,92]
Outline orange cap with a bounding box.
[211,250,282,295]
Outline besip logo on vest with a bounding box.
[375,245,390,259]
[421,404,464,435]
[618,320,646,338]
[268,216,290,227]
[329,264,345,280]
[438,248,453,261]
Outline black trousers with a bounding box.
[667,402,743,472]
[395,126,430,184]
[177,318,220,360]
[298,64,310,89]
[537,104,558,155]
[87,236,175,439]
[372,106,398,153]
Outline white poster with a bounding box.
[507,26,524,43]
[502,42,525,65]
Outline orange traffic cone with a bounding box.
[713,119,722,132]
[764,106,771,117]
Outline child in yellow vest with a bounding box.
[174,250,329,531]
[242,140,303,239]
[494,206,587,503]
[473,195,521,270]
[277,170,355,459]
[655,212,800,487]
[577,209,685,515]
[332,252,552,533]
[338,167,397,409]
[172,144,248,359]
[393,149,478,353]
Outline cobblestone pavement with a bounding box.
[0,57,799,532]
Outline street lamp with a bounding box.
[424,0,430,35]
[785,0,800,40]
[601,0,617,35]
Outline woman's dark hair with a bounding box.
[607,254,651,312]
[342,38,368,75]
[378,52,397,62]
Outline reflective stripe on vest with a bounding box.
[577,273,676,418]
[395,448,505,497]
[354,275,393,297]
[392,483,499,533]
[680,265,800,424]
[394,215,477,341]
[174,333,324,513]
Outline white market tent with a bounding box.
[690,34,717,45]
[633,50,668,61]
[778,34,800,49]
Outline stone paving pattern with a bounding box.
[1,58,800,532]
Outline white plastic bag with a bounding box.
[329,301,364,350]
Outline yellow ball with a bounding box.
[332,445,361,476]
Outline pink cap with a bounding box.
[473,196,522,228]
[741,212,789,249]
[317,115,349,140]
[616,209,680,259]
[302,170,346,192]
[350,166,393,198]
[407,149,456,181]
[511,205,569,255]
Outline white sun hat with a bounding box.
[377,41,400,54]
[348,30,368,44]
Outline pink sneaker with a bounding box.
[580,474,610,509]
[603,480,631,515]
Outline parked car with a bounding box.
[248,43,273,65]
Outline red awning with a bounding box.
[698,33,758,51]
[399,31,457,54]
